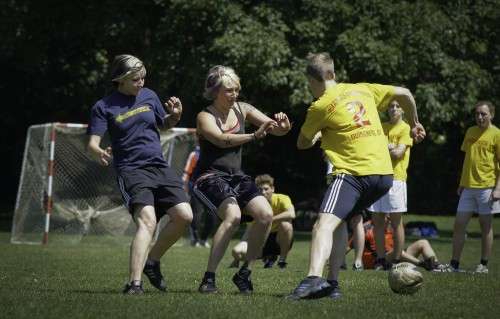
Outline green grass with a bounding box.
[1,214,499,319]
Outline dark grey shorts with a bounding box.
[117,165,188,219]
[320,174,393,220]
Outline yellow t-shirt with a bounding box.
[270,193,293,232]
[300,83,395,176]
[383,121,413,181]
[460,125,500,188]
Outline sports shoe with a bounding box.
[352,263,364,271]
[329,285,342,300]
[201,241,211,248]
[263,259,275,268]
[434,263,462,273]
[285,277,333,300]
[143,261,167,292]
[123,281,145,295]
[198,277,218,293]
[232,268,253,294]
[474,264,489,274]
[278,260,288,269]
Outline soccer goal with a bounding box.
[11,123,196,245]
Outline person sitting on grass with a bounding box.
[350,218,445,271]
[231,174,295,269]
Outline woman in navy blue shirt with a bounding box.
[88,54,193,294]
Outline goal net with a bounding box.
[11,123,197,245]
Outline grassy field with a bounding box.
[1,214,499,319]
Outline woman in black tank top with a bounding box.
[194,65,291,294]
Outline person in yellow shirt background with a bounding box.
[445,101,500,273]
[367,99,414,270]
[287,52,425,300]
[231,174,295,269]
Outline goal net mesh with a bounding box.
[11,124,196,244]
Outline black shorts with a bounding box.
[117,165,189,219]
[320,174,393,220]
[192,171,261,221]
[262,232,294,257]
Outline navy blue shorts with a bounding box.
[117,165,189,219]
[320,174,393,220]
[192,171,261,221]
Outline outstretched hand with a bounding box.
[165,96,182,120]
[411,123,426,143]
[254,120,278,139]
[100,147,112,166]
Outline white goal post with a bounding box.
[11,123,197,245]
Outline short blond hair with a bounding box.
[255,174,274,187]
[305,52,335,81]
[203,65,241,100]
[110,54,146,83]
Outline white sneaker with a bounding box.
[474,264,489,274]
[434,264,463,273]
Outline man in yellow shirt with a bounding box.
[367,100,413,270]
[231,174,295,268]
[287,52,425,300]
[445,101,500,274]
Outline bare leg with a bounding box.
[243,196,273,268]
[451,212,473,261]
[350,214,364,267]
[206,198,241,273]
[478,214,493,261]
[327,222,348,282]
[388,213,405,261]
[148,203,193,260]
[276,221,294,260]
[129,205,157,282]
[308,214,343,277]
[372,212,386,260]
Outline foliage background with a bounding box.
[2,0,500,218]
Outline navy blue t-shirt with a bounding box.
[88,88,168,172]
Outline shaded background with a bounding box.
[1,0,499,228]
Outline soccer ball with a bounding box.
[388,262,424,295]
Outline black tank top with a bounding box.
[194,103,245,178]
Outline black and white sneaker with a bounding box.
[232,268,253,294]
[277,260,288,269]
[198,277,218,293]
[286,277,333,300]
[123,281,145,295]
[143,261,167,292]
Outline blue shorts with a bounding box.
[320,174,393,220]
[192,171,261,221]
[117,165,189,219]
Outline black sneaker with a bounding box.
[263,259,275,268]
[123,281,145,295]
[277,260,288,269]
[232,268,253,294]
[198,277,218,293]
[352,263,364,271]
[143,261,167,292]
[286,277,333,300]
[328,284,342,300]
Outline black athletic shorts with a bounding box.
[192,171,261,221]
[117,165,188,219]
[320,174,393,220]
[262,231,294,257]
